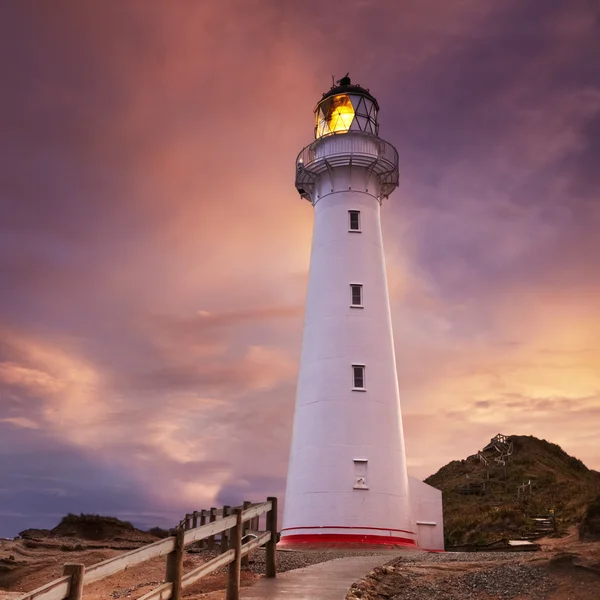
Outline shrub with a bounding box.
[53,513,136,541]
[148,527,170,539]
[58,514,134,529]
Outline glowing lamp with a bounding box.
[315,76,379,139]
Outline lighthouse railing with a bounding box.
[295,132,399,200]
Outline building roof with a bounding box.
[317,75,379,111]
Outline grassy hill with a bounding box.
[425,434,600,546]
[18,513,161,544]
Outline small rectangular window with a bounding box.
[352,365,365,390]
[350,284,363,307]
[349,210,361,231]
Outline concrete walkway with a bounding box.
[241,553,400,599]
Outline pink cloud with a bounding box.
[1,0,599,535]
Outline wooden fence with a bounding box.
[18,497,278,600]
[174,500,266,568]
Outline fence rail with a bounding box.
[18,497,278,600]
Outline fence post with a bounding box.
[208,507,217,549]
[165,528,185,600]
[185,513,192,530]
[192,510,199,529]
[63,564,85,600]
[221,505,232,552]
[241,501,251,567]
[242,501,251,532]
[199,510,207,547]
[266,496,278,578]
[226,508,243,600]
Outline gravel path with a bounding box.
[394,550,534,563]
[347,551,557,600]
[105,548,397,599]
[187,544,393,574]
[389,562,555,600]
[248,548,394,574]
[184,545,561,600]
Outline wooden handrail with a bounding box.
[19,576,71,600]
[183,514,238,545]
[239,501,271,524]
[182,549,235,589]
[84,537,176,584]
[137,582,173,600]
[16,497,277,600]
[241,531,270,555]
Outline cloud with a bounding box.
[0,417,40,429]
[0,318,298,536]
[0,0,599,535]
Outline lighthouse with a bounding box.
[280,76,443,550]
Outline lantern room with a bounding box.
[314,74,379,139]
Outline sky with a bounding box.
[0,1,599,538]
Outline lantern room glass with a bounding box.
[315,93,379,139]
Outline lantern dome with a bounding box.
[314,74,379,139]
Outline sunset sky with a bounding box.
[1,1,599,538]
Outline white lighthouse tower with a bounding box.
[280,75,421,549]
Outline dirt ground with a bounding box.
[533,530,600,600]
[1,529,599,600]
[349,529,600,600]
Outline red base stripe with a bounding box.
[280,525,416,535]
[279,533,418,548]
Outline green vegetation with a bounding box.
[57,513,135,529]
[425,435,600,547]
[147,526,170,538]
